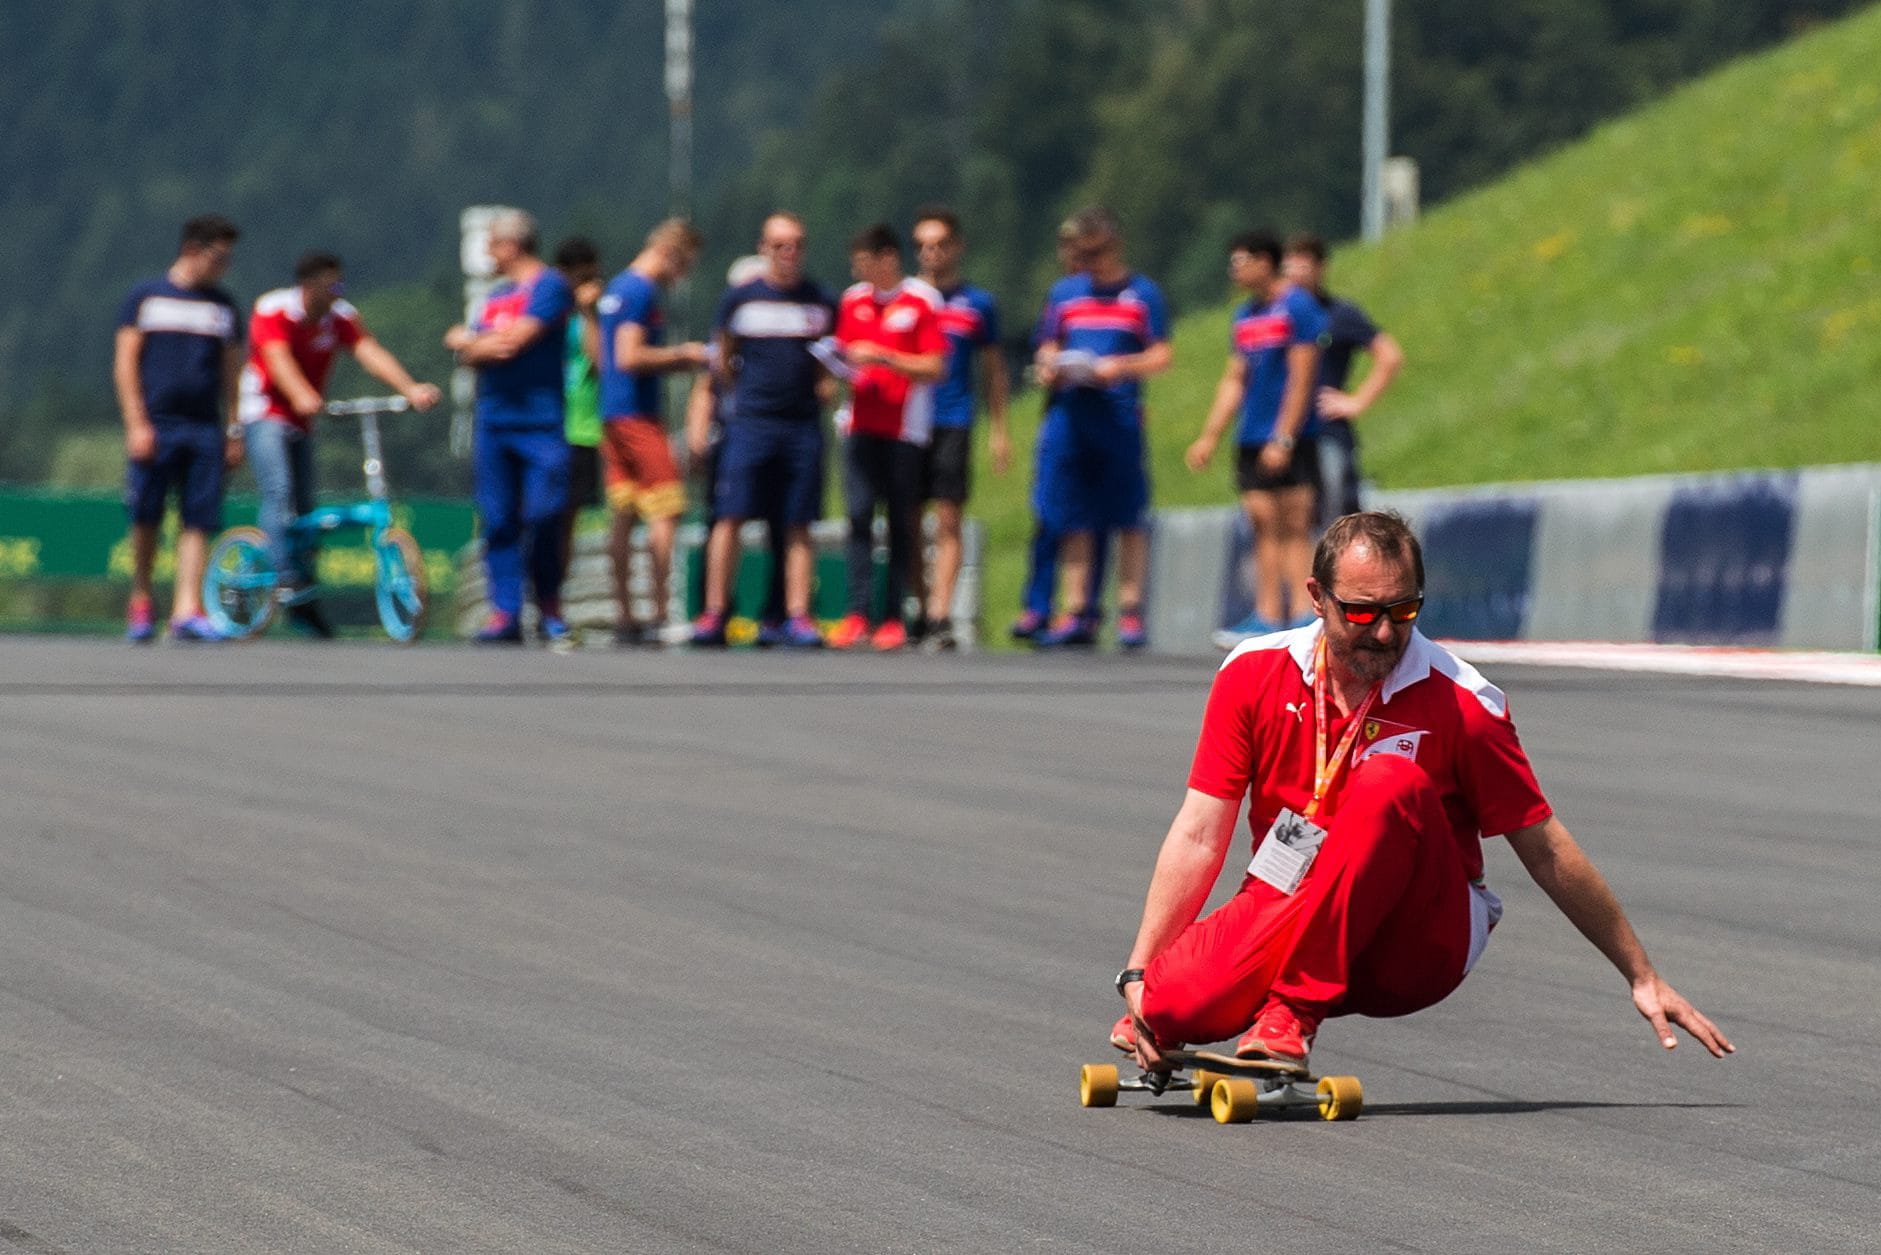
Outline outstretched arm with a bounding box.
[1506,817,1734,1057]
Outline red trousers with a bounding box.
[1140,754,1473,1047]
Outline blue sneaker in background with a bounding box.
[168,615,226,643]
[1035,612,1098,649]
[778,615,824,649]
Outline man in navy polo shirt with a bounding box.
[445,209,576,645]
[1284,232,1405,525]
[114,214,245,643]
[693,212,837,648]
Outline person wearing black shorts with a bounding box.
[1186,231,1327,641]
[911,207,1009,652]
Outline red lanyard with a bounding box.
[1306,636,1380,823]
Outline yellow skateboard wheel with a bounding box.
[1191,1069,1225,1108]
[1316,1075,1363,1121]
[1210,1077,1261,1124]
[1079,1063,1120,1107]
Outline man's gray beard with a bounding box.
[1333,637,1404,685]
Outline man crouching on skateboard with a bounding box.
[1112,511,1733,1070]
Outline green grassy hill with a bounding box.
[973,2,1881,640]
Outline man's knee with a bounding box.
[1333,754,1443,843]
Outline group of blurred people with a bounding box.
[114,205,1401,650]
[447,205,1012,652]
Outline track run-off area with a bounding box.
[1,638,1876,1253]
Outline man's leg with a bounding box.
[123,440,167,635]
[1241,489,1285,627]
[623,419,687,631]
[784,524,815,620]
[475,430,526,620]
[1276,482,1317,623]
[646,513,678,630]
[1317,420,1363,525]
[880,440,925,629]
[929,500,963,624]
[1022,524,1058,619]
[841,433,881,621]
[128,525,159,604]
[520,430,572,615]
[246,420,298,580]
[704,517,740,617]
[1115,527,1149,627]
[1055,530,1094,616]
[172,528,210,621]
[170,424,226,623]
[607,504,637,626]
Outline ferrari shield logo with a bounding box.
[1364,720,1380,740]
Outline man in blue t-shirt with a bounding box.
[596,218,710,646]
[1284,233,1406,525]
[1186,230,1327,643]
[693,212,837,649]
[910,206,1010,653]
[444,209,576,644]
[1031,206,1172,650]
[114,214,245,643]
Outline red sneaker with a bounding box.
[1234,999,1319,1068]
[1109,1013,1137,1053]
[826,613,870,649]
[870,619,908,652]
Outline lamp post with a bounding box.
[1361,0,1390,242]
[666,0,693,219]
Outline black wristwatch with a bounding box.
[1115,967,1146,996]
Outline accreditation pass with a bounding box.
[1248,807,1328,895]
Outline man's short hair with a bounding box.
[1285,232,1329,263]
[647,218,704,255]
[180,214,239,252]
[294,251,343,282]
[487,208,539,254]
[1312,510,1425,592]
[553,236,599,272]
[1228,230,1282,266]
[761,210,805,234]
[1065,204,1123,245]
[849,222,900,256]
[912,205,961,239]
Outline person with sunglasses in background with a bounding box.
[1108,511,1733,1075]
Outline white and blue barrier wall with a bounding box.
[1145,464,1881,655]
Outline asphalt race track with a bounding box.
[1,639,1876,1253]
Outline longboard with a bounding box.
[1078,1046,1363,1123]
